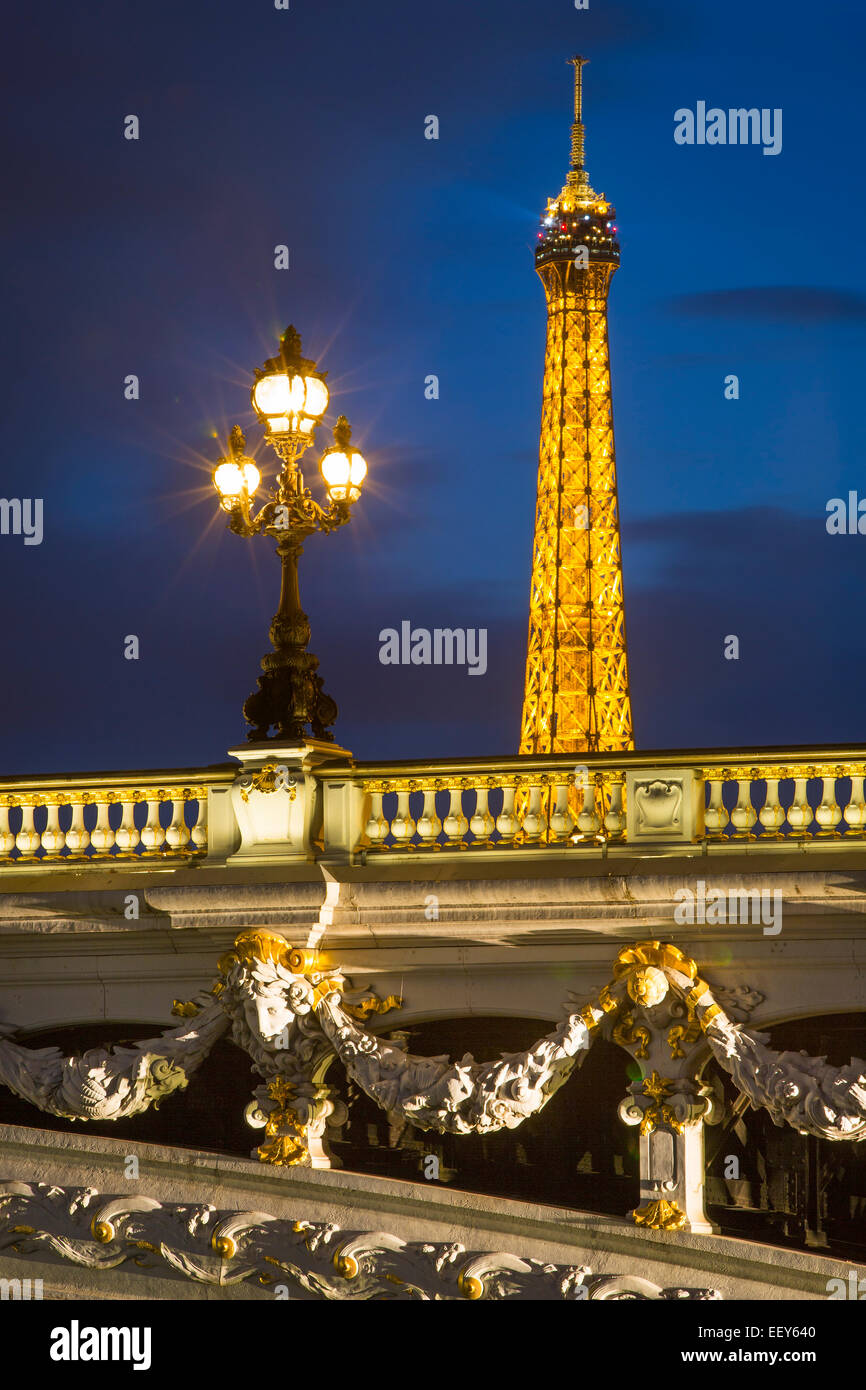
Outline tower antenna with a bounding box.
[568,55,588,183]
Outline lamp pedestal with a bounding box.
[242,535,339,743]
[226,741,353,865]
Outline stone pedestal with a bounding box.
[631,1115,718,1235]
[226,740,353,866]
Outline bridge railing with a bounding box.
[321,748,866,857]
[1,747,865,871]
[0,767,234,867]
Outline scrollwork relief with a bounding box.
[0,1182,721,1301]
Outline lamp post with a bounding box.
[213,326,368,744]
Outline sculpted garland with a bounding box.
[0,930,864,1173]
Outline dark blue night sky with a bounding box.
[2,0,865,773]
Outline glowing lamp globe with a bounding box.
[252,372,301,417]
[242,461,260,493]
[251,329,329,438]
[302,376,329,419]
[252,371,329,436]
[321,416,367,503]
[213,427,260,511]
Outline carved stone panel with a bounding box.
[625,769,704,843]
[649,1130,675,1184]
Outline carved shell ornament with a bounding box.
[635,780,682,830]
[626,964,668,1009]
[1,931,865,1155]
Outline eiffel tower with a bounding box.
[520,57,634,754]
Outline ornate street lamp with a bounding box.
[212,326,368,743]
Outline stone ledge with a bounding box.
[0,1123,860,1301]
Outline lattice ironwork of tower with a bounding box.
[520,57,634,755]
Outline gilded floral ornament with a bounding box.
[611,1012,650,1060]
[632,1072,685,1136]
[238,761,298,802]
[613,940,697,984]
[342,994,404,1022]
[667,1018,702,1060]
[256,1078,309,1167]
[632,1200,687,1232]
[642,1071,674,1103]
[171,1000,202,1019]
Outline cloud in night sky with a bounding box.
[664,287,866,324]
[623,504,866,751]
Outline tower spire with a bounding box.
[566,56,595,202]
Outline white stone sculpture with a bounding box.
[0,1182,721,1301]
[313,989,598,1135]
[1,928,864,1173]
[669,970,866,1142]
[0,928,616,1154]
[0,1006,228,1121]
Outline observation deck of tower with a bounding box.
[520,57,634,755]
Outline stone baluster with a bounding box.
[575,778,601,838]
[363,788,391,848]
[0,800,14,857]
[549,781,575,841]
[140,792,166,855]
[703,777,730,839]
[520,783,545,843]
[114,794,140,855]
[729,773,757,839]
[390,789,417,848]
[495,782,519,846]
[165,792,191,852]
[786,773,813,837]
[190,794,208,851]
[843,770,866,835]
[90,796,117,855]
[15,800,41,858]
[814,772,841,837]
[41,798,66,858]
[65,799,91,857]
[443,784,469,847]
[415,787,443,848]
[469,782,495,845]
[604,778,626,839]
[758,776,785,838]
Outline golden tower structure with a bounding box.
[520,57,634,754]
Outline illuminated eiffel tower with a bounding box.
[520,57,634,755]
